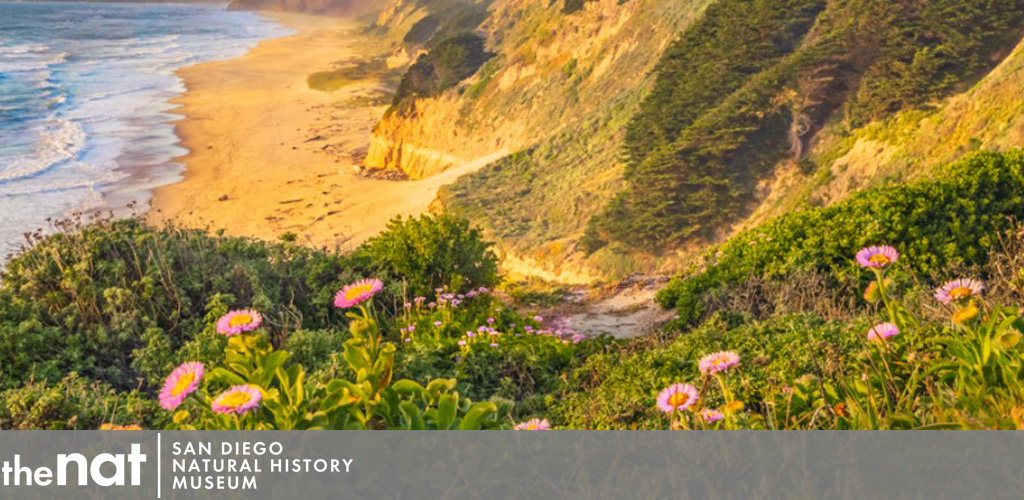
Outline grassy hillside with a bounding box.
[364,0,1024,281]
[368,0,712,277]
[586,0,1024,253]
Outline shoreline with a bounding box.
[148,11,484,249]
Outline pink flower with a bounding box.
[866,322,899,341]
[856,245,899,269]
[211,385,262,414]
[334,278,384,308]
[216,310,262,337]
[656,383,699,413]
[934,278,984,305]
[514,418,550,430]
[702,409,724,423]
[698,351,740,374]
[159,362,204,411]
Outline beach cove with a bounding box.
[150,12,499,249]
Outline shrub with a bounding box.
[390,284,607,416]
[562,0,596,14]
[389,33,493,112]
[658,150,1024,327]
[359,214,499,297]
[0,218,364,391]
[0,373,162,430]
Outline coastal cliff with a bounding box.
[364,0,1024,279]
[366,0,704,178]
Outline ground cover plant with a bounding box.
[0,213,596,429]
[5,152,1024,430]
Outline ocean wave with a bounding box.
[0,2,292,255]
[0,50,66,73]
[0,42,50,55]
[0,170,124,198]
[0,119,86,184]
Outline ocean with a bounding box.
[0,1,291,258]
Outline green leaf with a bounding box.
[399,401,425,430]
[457,402,497,430]
[435,394,458,430]
[391,379,427,397]
[207,367,246,386]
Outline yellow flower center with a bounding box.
[228,314,253,327]
[170,373,196,396]
[868,254,891,265]
[219,391,252,409]
[948,286,973,300]
[524,424,540,430]
[345,284,373,301]
[667,393,691,407]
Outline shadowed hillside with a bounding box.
[363,0,1024,280]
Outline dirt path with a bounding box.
[541,276,675,339]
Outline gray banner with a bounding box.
[0,431,1019,499]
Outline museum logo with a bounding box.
[1,445,146,487]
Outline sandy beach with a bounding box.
[149,12,498,250]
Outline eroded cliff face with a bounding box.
[739,33,1024,237]
[365,0,711,179]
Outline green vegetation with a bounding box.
[9,0,1024,430]
[307,58,388,91]
[6,151,1024,429]
[589,0,1024,252]
[562,0,597,14]
[390,33,493,112]
[0,218,361,392]
[658,150,1024,326]
[553,314,861,429]
[403,14,441,44]
[384,0,496,113]
[0,213,603,429]
[0,373,163,430]
[357,213,499,298]
[439,92,640,265]
[170,296,507,430]
[549,152,1024,430]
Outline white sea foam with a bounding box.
[0,119,85,183]
[0,2,292,256]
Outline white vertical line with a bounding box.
[157,432,162,499]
